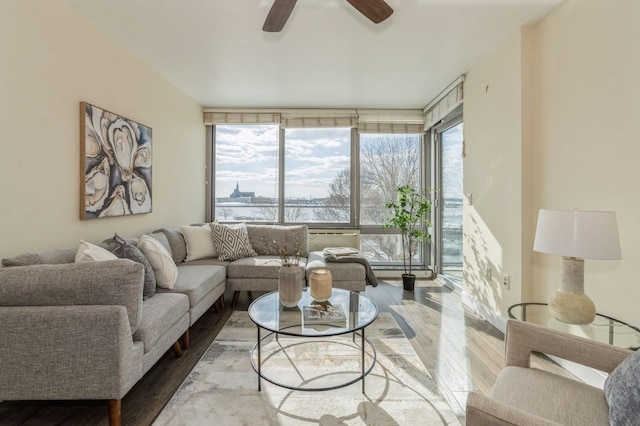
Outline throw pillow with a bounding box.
[75,241,118,263]
[180,223,218,261]
[212,222,257,261]
[604,348,640,425]
[107,234,156,299]
[137,234,178,289]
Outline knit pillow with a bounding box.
[604,349,640,425]
[107,234,156,299]
[212,223,257,261]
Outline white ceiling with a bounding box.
[66,0,563,109]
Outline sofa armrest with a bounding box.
[466,392,560,426]
[0,305,144,400]
[504,319,632,373]
[0,259,144,333]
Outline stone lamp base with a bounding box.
[548,256,596,325]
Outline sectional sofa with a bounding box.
[0,223,367,426]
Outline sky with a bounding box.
[215,123,463,201]
[216,125,350,200]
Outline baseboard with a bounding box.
[461,290,507,333]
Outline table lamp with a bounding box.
[533,208,622,325]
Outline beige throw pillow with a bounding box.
[180,223,218,261]
[75,240,118,262]
[137,234,178,289]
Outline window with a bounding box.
[359,133,425,265]
[440,121,464,275]
[284,128,351,224]
[214,124,279,222]
[207,108,437,272]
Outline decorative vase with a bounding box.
[309,268,332,302]
[278,265,303,307]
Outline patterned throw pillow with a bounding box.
[212,223,257,261]
[107,234,156,299]
[604,348,640,424]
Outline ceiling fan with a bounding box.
[263,0,394,32]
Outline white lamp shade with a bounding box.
[533,209,622,260]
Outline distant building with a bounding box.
[230,182,255,199]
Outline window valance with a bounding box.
[280,109,358,128]
[203,109,280,125]
[357,109,424,134]
[423,76,464,131]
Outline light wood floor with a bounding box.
[0,279,572,425]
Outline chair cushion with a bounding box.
[490,366,609,425]
[306,251,365,282]
[604,348,640,425]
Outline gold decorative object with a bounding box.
[309,268,332,302]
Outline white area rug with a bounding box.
[154,311,460,425]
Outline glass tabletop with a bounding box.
[508,303,640,350]
[248,288,378,337]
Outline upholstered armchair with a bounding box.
[466,319,637,425]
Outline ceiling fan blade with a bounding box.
[345,0,393,24]
[263,0,298,32]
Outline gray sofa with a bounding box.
[0,223,367,426]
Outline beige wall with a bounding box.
[0,0,206,261]
[463,0,640,326]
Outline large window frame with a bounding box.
[206,116,434,271]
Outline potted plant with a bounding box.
[383,185,434,291]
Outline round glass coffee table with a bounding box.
[248,287,378,392]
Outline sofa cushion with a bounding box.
[490,366,609,425]
[227,255,306,279]
[2,248,77,267]
[180,224,217,261]
[246,224,309,257]
[155,227,187,265]
[157,264,226,308]
[0,259,144,333]
[74,241,118,263]
[306,251,365,282]
[133,293,189,353]
[107,234,156,299]
[604,347,640,425]
[137,234,178,290]
[212,223,257,261]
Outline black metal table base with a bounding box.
[250,326,377,393]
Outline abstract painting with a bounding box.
[80,102,152,219]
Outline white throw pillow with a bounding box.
[75,240,118,262]
[137,234,178,289]
[180,223,218,261]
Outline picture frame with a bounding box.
[80,102,152,220]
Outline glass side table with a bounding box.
[508,303,640,350]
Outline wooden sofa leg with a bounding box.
[173,340,184,358]
[213,299,220,313]
[182,329,190,350]
[231,291,241,308]
[219,294,225,308]
[108,399,121,426]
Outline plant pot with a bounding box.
[402,273,416,291]
[278,265,303,307]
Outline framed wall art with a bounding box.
[80,102,152,220]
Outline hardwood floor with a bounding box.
[0,279,572,425]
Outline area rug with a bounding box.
[153,311,460,425]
